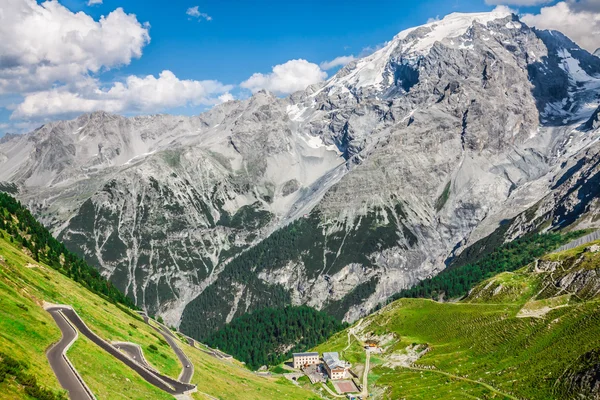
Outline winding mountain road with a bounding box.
[156,324,195,383]
[137,311,194,383]
[113,342,154,370]
[46,305,196,396]
[46,308,95,400]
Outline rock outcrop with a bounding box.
[1,11,600,335]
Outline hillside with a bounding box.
[0,194,319,399]
[2,10,600,338]
[314,239,600,399]
[204,306,347,369]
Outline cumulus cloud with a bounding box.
[186,6,212,21]
[320,55,356,70]
[521,1,600,52]
[218,92,235,103]
[87,0,103,5]
[485,0,551,5]
[241,59,327,95]
[0,1,234,123]
[11,70,233,119]
[0,0,150,94]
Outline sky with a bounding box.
[1,0,599,135]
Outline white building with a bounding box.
[292,352,319,369]
[323,352,349,380]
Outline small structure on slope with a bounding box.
[323,352,350,380]
[292,352,320,369]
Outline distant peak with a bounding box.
[75,110,119,124]
[320,9,516,94]
[89,110,112,118]
[254,89,275,98]
[594,48,600,58]
[394,9,514,44]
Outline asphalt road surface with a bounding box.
[137,311,195,383]
[154,323,195,383]
[114,343,151,369]
[47,306,196,395]
[184,335,196,347]
[46,309,95,400]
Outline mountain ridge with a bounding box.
[1,11,600,337]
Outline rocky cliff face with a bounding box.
[1,11,600,336]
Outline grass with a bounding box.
[314,242,600,399]
[168,330,316,398]
[373,299,600,399]
[465,271,537,304]
[0,270,62,391]
[67,335,172,400]
[269,365,287,374]
[0,231,320,399]
[0,231,182,378]
[375,367,511,399]
[178,335,321,400]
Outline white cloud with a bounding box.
[186,6,212,21]
[320,55,356,70]
[218,92,235,103]
[241,59,327,95]
[87,0,103,5]
[521,1,600,52]
[485,0,551,5]
[11,70,232,119]
[0,0,150,94]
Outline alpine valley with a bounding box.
[2,9,600,344]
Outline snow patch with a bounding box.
[321,10,511,95]
[557,49,593,84]
[287,104,309,122]
[124,150,157,165]
[394,10,511,56]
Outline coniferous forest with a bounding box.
[388,230,585,303]
[204,306,347,370]
[0,192,135,308]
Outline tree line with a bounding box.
[204,306,347,370]
[386,231,585,303]
[0,192,135,309]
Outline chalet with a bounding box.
[292,352,319,369]
[323,352,349,380]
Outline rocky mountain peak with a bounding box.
[2,9,600,333]
[595,48,600,58]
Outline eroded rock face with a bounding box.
[585,106,600,131]
[2,11,600,333]
[556,349,600,400]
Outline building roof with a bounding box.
[292,352,319,357]
[323,352,345,369]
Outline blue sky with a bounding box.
[1,0,598,135]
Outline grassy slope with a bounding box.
[185,342,320,400]
[0,232,316,399]
[67,336,172,400]
[314,243,600,400]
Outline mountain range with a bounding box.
[1,10,600,340]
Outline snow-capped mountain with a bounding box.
[1,11,600,337]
